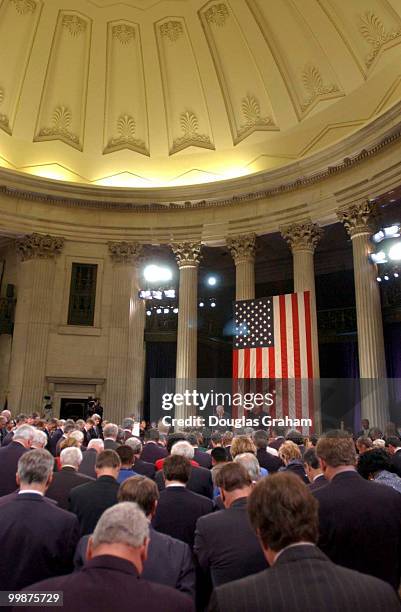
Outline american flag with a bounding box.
[232,292,315,430]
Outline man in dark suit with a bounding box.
[69,449,121,535]
[209,472,400,612]
[155,441,213,499]
[315,431,401,589]
[74,475,195,599]
[253,430,283,473]
[126,437,156,479]
[0,424,34,496]
[303,447,327,491]
[19,502,194,612]
[195,462,267,589]
[187,433,212,469]
[103,423,120,450]
[46,446,94,509]
[1,413,28,447]
[141,428,168,464]
[48,420,64,456]
[0,415,8,445]
[268,426,286,451]
[385,436,401,476]
[0,449,79,591]
[152,455,213,547]
[78,438,104,478]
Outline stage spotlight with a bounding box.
[173,307,179,314]
[199,302,204,307]
[143,264,172,283]
[210,301,216,308]
[370,251,387,264]
[207,276,217,286]
[388,241,401,261]
[384,225,400,238]
[384,275,389,281]
[146,310,152,316]
[163,308,169,314]
[156,308,162,314]
[377,276,382,282]
[394,272,399,278]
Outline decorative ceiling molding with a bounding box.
[62,14,87,37]
[1,119,401,212]
[159,20,183,42]
[37,105,80,148]
[10,0,37,15]
[171,111,214,155]
[359,11,401,68]
[112,23,136,44]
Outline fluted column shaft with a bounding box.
[338,202,388,428]
[9,234,64,412]
[172,242,201,419]
[227,234,256,301]
[106,242,145,424]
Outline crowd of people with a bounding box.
[0,410,401,611]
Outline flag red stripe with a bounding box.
[233,350,239,380]
[291,293,301,378]
[279,295,288,378]
[244,348,250,379]
[256,347,263,378]
[304,291,313,378]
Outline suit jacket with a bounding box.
[194,448,212,469]
[208,545,401,612]
[152,486,214,547]
[133,458,156,480]
[74,527,195,598]
[314,470,401,589]
[69,475,120,535]
[78,448,98,479]
[268,436,285,451]
[141,442,168,464]
[156,465,214,499]
[308,474,328,491]
[0,426,8,445]
[103,439,119,451]
[19,555,194,612]
[0,441,28,497]
[256,448,283,473]
[194,497,267,587]
[0,492,79,590]
[45,466,94,510]
[280,461,309,484]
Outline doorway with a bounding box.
[60,398,87,421]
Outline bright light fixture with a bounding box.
[370,251,387,264]
[143,264,173,283]
[388,242,401,261]
[384,225,400,238]
[207,276,217,286]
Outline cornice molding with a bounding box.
[0,102,401,212]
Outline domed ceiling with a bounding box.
[1,0,401,188]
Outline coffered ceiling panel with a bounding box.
[0,0,42,134]
[104,20,149,156]
[0,0,400,190]
[34,10,92,151]
[156,16,214,155]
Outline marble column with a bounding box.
[337,201,388,428]
[106,242,145,425]
[171,242,201,418]
[8,233,64,412]
[227,234,256,300]
[281,220,323,378]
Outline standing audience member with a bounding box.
[1,413,28,446]
[74,476,195,599]
[46,447,94,509]
[314,431,401,589]
[116,445,137,483]
[31,428,48,450]
[156,441,213,499]
[79,438,104,479]
[357,448,401,494]
[141,429,168,464]
[356,436,373,455]
[0,424,34,497]
[69,449,121,535]
[303,448,327,491]
[234,453,264,483]
[126,437,156,479]
[194,463,267,589]
[20,503,194,612]
[385,436,401,476]
[253,430,283,473]
[208,472,401,612]
[278,441,309,484]
[103,423,119,450]
[187,432,212,469]
[0,449,79,590]
[152,455,213,547]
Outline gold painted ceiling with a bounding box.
[1,0,401,188]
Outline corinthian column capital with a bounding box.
[16,233,64,261]
[171,241,202,268]
[337,200,374,238]
[108,241,143,264]
[227,233,256,264]
[280,220,323,253]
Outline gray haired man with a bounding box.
[0,449,79,591]
[21,502,194,612]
